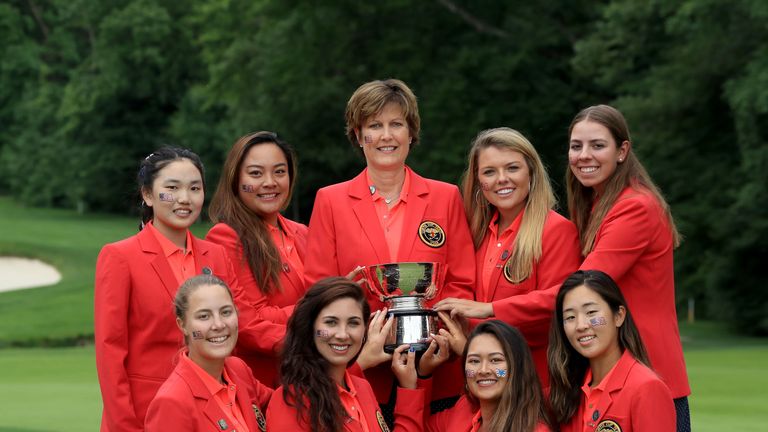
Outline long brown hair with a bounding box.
[280,277,371,432]
[565,105,680,255]
[208,131,297,295]
[463,320,551,432]
[461,128,556,282]
[547,270,650,424]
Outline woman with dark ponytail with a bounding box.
[94,147,239,432]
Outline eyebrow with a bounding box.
[162,178,202,184]
[563,301,599,313]
[245,163,288,169]
[467,351,504,357]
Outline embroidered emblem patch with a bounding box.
[596,419,622,432]
[253,404,267,431]
[502,258,527,284]
[376,411,390,432]
[418,221,445,248]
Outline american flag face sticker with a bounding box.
[589,317,607,327]
[315,329,331,340]
[159,193,175,202]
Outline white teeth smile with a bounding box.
[578,335,596,342]
[175,209,191,215]
[579,167,598,173]
[208,336,228,343]
[258,193,278,199]
[496,188,514,195]
[330,344,349,351]
[378,146,396,152]
[477,379,497,385]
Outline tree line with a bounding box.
[1,0,766,334]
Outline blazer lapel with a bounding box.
[485,211,525,301]
[592,351,635,425]
[191,235,210,275]
[138,227,178,301]
[397,167,429,260]
[176,359,233,432]
[229,363,265,432]
[349,170,390,264]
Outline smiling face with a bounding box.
[142,159,203,235]
[568,120,629,194]
[562,284,625,364]
[178,283,238,371]
[477,146,531,222]
[357,102,411,172]
[237,143,290,226]
[313,297,365,373]
[465,333,509,403]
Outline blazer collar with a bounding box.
[176,356,260,432]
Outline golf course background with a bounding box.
[2,197,767,430]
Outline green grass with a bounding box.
[0,196,210,345]
[680,321,768,432]
[0,346,101,431]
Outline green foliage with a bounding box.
[572,0,768,334]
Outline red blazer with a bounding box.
[145,355,273,432]
[580,187,690,398]
[304,167,475,402]
[206,215,308,388]
[477,210,581,385]
[94,227,239,432]
[560,351,675,432]
[427,395,551,432]
[267,375,425,432]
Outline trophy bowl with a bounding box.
[363,262,441,353]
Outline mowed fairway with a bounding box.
[0,347,100,431]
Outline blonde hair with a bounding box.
[344,79,420,150]
[461,128,556,282]
[565,105,680,255]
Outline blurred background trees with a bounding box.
[1,0,765,334]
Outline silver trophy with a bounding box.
[363,262,441,353]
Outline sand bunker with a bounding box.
[0,257,62,292]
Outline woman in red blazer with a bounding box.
[565,105,690,431]
[145,274,272,432]
[303,79,475,408]
[207,131,308,388]
[548,270,675,432]
[434,127,581,385]
[94,148,239,432]
[420,319,551,432]
[267,277,424,432]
